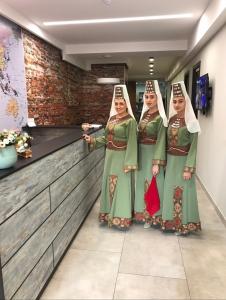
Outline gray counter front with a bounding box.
[0,128,104,299]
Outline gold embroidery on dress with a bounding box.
[109,175,118,207]
[145,178,149,193]
[173,186,183,231]
[138,111,159,132]
[169,127,179,146]
[169,116,186,146]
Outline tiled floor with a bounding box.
[41,181,226,300]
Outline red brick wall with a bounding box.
[23,30,127,125]
[80,64,127,124]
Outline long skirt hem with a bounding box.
[161,220,201,234]
[99,213,132,228]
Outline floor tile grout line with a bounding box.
[178,236,191,300]
[71,246,122,254]
[112,231,126,300]
[117,271,187,281]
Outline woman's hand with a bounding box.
[81,123,91,132]
[183,171,192,180]
[124,168,130,173]
[83,134,92,144]
[152,164,159,176]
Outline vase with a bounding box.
[0,145,18,169]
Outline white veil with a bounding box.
[169,81,201,133]
[140,80,168,127]
[108,84,135,120]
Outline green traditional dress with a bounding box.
[161,115,201,234]
[134,111,166,225]
[90,114,137,229]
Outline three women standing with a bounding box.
[84,80,201,235]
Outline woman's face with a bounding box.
[115,98,127,115]
[145,93,157,108]
[172,96,186,113]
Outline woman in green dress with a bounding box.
[83,85,137,229]
[161,81,201,235]
[134,80,167,228]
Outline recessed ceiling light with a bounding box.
[97,78,120,84]
[149,57,154,62]
[102,0,112,5]
[103,54,112,58]
[43,13,193,26]
[149,63,154,67]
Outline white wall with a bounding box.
[172,24,226,219]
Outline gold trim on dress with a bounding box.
[106,139,127,151]
[109,175,118,207]
[99,213,132,228]
[152,159,166,166]
[124,165,137,171]
[184,166,196,173]
[167,145,190,156]
[88,137,96,151]
[161,186,201,234]
[138,111,159,144]
[134,212,145,223]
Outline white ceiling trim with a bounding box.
[168,0,226,81]
[0,0,64,49]
[64,40,188,55]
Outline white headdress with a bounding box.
[169,81,201,133]
[140,80,168,127]
[109,84,135,120]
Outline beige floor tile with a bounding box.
[179,228,226,245]
[41,248,120,299]
[114,273,190,299]
[71,219,125,252]
[180,241,226,299]
[71,197,125,253]
[119,225,186,279]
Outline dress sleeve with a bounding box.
[89,130,107,151]
[184,132,198,173]
[124,118,138,171]
[152,118,166,166]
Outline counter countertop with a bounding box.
[0,126,102,180]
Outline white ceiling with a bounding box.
[1,0,211,80]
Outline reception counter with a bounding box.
[0,126,105,299]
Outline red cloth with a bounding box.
[144,176,160,216]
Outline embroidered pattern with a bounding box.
[134,212,145,223]
[99,213,131,228]
[168,116,186,146]
[110,217,131,228]
[144,209,162,226]
[106,115,131,151]
[173,186,183,231]
[99,213,109,223]
[145,178,149,193]
[161,186,201,234]
[109,175,118,207]
[138,111,159,132]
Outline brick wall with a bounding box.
[23,30,127,125]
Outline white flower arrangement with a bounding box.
[0,129,32,153]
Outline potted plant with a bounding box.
[0,129,32,169]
